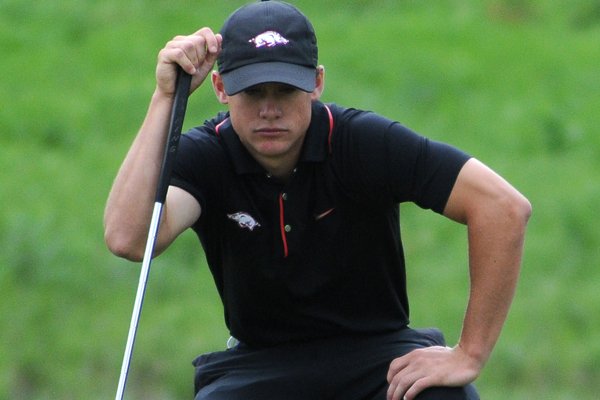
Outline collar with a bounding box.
[216,101,332,175]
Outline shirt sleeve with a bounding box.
[170,129,207,210]
[169,130,223,217]
[387,127,471,213]
[333,107,471,214]
[169,113,230,214]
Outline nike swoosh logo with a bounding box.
[314,207,335,221]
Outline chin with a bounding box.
[255,143,290,157]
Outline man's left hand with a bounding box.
[386,345,481,400]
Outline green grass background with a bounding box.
[1,0,599,398]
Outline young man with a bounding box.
[104,1,531,399]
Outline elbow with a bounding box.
[104,227,145,262]
[485,189,531,239]
[508,191,532,228]
[467,186,532,233]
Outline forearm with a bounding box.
[103,90,173,260]
[384,214,528,400]
[456,187,531,370]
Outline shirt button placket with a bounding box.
[281,193,291,232]
[279,191,291,257]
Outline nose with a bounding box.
[258,95,282,120]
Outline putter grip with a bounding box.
[155,68,192,203]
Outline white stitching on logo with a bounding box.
[227,212,261,231]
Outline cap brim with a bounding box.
[221,62,316,95]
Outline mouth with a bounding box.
[254,127,288,137]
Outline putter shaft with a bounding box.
[115,69,191,400]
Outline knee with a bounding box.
[415,384,479,400]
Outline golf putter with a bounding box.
[115,67,192,400]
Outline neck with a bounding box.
[257,152,299,182]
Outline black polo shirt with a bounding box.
[171,101,470,348]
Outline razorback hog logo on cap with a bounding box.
[249,31,290,48]
[227,212,261,231]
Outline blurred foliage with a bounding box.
[1,0,599,399]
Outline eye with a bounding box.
[277,85,296,95]
[243,86,263,96]
[242,84,297,97]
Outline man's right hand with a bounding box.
[156,27,223,98]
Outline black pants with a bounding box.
[193,328,479,400]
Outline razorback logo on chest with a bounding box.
[227,212,261,231]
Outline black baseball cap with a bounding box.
[217,1,318,95]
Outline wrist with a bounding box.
[152,87,176,103]
[455,342,488,373]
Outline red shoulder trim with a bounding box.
[215,118,228,136]
[324,104,334,154]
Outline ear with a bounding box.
[212,71,229,104]
[310,66,325,101]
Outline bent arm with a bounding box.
[103,28,221,261]
[387,157,531,400]
[103,92,201,261]
[443,157,532,368]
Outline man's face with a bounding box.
[212,68,324,174]
[227,83,313,163]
